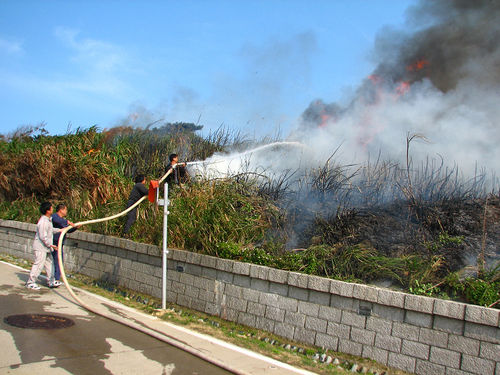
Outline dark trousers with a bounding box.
[51,248,64,281]
[123,204,137,234]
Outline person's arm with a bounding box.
[38,218,54,249]
[138,183,148,196]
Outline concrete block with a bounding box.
[341,310,366,329]
[251,278,270,293]
[415,359,445,375]
[225,284,243,298]
[405,310,433,328]
[191,298,206,313]
[433,316,465,335]
[419,327,449,348]
[387,352,416,373]
[377,288,405,308]
[327,322,351,339]
[338,339,363,356]
[393,322,420,341]
[366,316,392,335]
[285,311,305,328]
[198,290,216,303]
[429,346,461,369]
[318,306,342,323]
[465,305,499,327]
[350,327,375,346]
[288,286,308,301]
[401,339,430,360]
[249,264,269,280]
[233,274,251,288]
[268,268,288,284]
[269,281,288,297]
[464,322,500,344]
[315,333,339,351]
[479,341,500,361]
[265,306,285,322]
[216,258,233,272]
[202,267,217,279]
[308,290,330,306]
[448,335,480,356]
[330,279,353,297]
[255,316,275,333]
[247,301,266,317]
[287,272,308,288]
[232,261,250,275]
[273,322,295,340]
[460,354,496,375]
[216,270,234,284]
[223,307,239,322]
[277,295,298,312]
[298,301,319,317]
[200,254,217,268]
[305,316,327,333]
[405,294,435,314]
[186,251,202,265]
[375,333,402,352]
[260,291,279,307]
[372,303,405,321]
[242,288,261,303]
[330,294,355,311]
[237,312,256,327]
[362,346,388,365]
[294,327,316,345]
[352,283,379,302]
[307,275,330,292]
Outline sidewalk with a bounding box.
[0,260,317,375]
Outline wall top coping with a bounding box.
[2,219,499,327]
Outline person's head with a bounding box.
[134,174,145,184]
[40,201,53,216]
[55,203,68,217]
[169,153,178,164]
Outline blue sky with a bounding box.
[0,0,415,137]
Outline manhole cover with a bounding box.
[4,314,75,329]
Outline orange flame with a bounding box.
[407,59,429,72]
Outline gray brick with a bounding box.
[479,341,500,361]
[305,316,328,333]
[198,290,216,303]
[318,306,342,323]
[265,306,285,322]
[227,296,247,312]
[372,304,405,321]
[460,354,496,375]
[362,346,388,365]
[288,286,308,301]
[350,327,375,346]
[315,333,339,351]
[237,312,256,327]
[269,282,288,296]
[222,307,239,322]
[352,283,379,302]
[287,272,308,288]
[285,311,305,328]
[184,285,200,298]
[327,322,351,339]
[375,333,402,352]
[225,283,243,298]
[268,268,288,284]
[308,290,330,306]
[330,294,355,311]
[200,254,217,268]
[242,288,261,303]
[277,295,298,312]
[339,339,363,356]
[250,264,269,280]
[402,340,430,360]
[273,322,295,340]
[465,305,499,327]
[387,352,416,373]
[420,327,449,348]
[434,299,466,320]
[405,294,435,313]
[434,315,465,335]
[247,301,266,317]
[216,270,234,283]
[202,267,217,279]
[232,261,250,275]
[172,249,188,262]
[260,292,279,307]
[298,301,319,317]
[405,310,433,328]
[341,311,366,329]
[330,279,353,297]
[464,322,500,344]
[250,278,269,292]
[307,275,331,292]
[430,346,461,369]
[366,316,392,335]
[445,369,476,375]
[415,359,445,375]
[448,335,480,356]
[294,327,316,345]
[393,322,420,340]
[216,258,233,272]
[377,289,405,308]
[233,274,251,288]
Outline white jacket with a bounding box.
[33,215,56,253]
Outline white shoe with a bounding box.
[52,280,63,287]
[26,283,41,290]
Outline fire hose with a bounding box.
[55,166,244,374]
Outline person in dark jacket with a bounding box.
[123,174,148,235]
[51,203,78,284]
[165,153,189,188]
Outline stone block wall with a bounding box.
[1,219,498,375]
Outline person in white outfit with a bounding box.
[26,201,61,290]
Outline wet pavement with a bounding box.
[0,261,316,375]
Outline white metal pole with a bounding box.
[162,182,169,309]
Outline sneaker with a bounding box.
[48,281,60,288]
[26,283,41,290]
